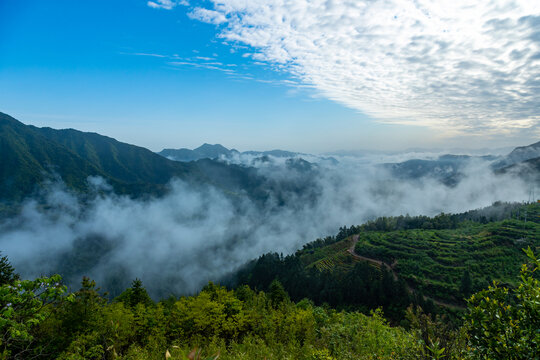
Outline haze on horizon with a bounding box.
[1,0,539,153]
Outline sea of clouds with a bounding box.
[0,152,532,297]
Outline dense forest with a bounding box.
[1,247,539,359]
[1,202,539,359]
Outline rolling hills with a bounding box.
[231,202,540,314]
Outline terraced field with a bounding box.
[299,236,358,269]
[310,252,362,272]
[354,203,540,302]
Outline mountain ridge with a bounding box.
[0,112,275,204]
[159,143,304,162]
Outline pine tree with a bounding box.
[268,279,288,308]
[0,252,19,285]
[129,278,153,307]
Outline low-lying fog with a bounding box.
[0,152,533,297]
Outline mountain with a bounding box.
[160,143,239,162]
[0,112,326,211]
[504,140,540,163]
[489,141,540,184]
[159,144,306,162]
[230,201,539,312]
[491,140,540,169]
[496,154,540,185]
[0,112,108,202]
[32,125,200,188]
[0,112,277,204]
[383,141,540,186]
[383,154,497,186]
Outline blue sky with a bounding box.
[1,0,539,153]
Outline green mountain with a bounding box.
[0,112,107,202]
[230,202,540,316]
[33,125,196,186]
[0,112,286,208]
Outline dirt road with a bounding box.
[346,235,464,310]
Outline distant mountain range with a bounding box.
[159,144,304,162]
[160,143,240,162]
[384,144,540,186]
[160,139,540,188]
[1,111,539,206]
[384,154,497,186]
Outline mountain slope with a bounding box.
[0,113,107,201]
[231,202,539,311]
[34,125,197,186]
[0,112,273,203]
[503,140,540,165]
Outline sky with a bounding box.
[1,0,539,153]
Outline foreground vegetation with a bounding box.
[1,246,539,359]
[1,202,539,359]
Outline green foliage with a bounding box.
[229,203,539,324]
[405,306,466,359]
[233,242,427,321]
[464,247,540,359]
[0,274,71,359]
[354,203,539,303]
[116,279,154,308]
[1,274,425,359]
[268,279,289,308]
[1,250,537,360]
[459,270,472,298]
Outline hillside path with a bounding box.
[346,235,464,310]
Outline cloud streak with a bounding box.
[188,1,540,134]
[147,0,188,10]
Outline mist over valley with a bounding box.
[0,113,537,298]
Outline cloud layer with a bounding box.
[0,154,531,297]
[188,1,540,134]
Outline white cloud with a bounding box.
[189,1,540,134]
[188,8,227,24]
[147,0,188,10]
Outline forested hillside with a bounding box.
[230,202,540,319]
[0,112,281,206]
[1,245,538,359]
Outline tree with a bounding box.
[56,277,107,336]
[268,279,288,308]
[116,279,153,308]
[464,247,540,359]
[0,274,72,359]
[0,253,18,286]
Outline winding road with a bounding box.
[346,235,465,310]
